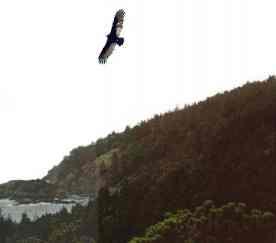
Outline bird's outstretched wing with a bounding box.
[98,9,125,64]
[111,9,125,37]
[98,40,116,64]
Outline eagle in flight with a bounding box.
[98,9,125,64]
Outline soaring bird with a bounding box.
[98,9,125,64]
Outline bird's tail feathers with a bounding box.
[116,37,124,46]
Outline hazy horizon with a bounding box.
[1,0,276,184]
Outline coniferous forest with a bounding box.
[0,77,275,243]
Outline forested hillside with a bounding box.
[0,180,55,202]
[0,77,275,243]
[97,77,276,243]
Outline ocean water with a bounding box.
[0,197,89,223]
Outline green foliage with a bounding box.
[128,201,276,243]
[0,200,97,243]
[0,210,14,243]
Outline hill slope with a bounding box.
[0,77,275,243]
[42,77,275,199]
[96,77,276,242]
[25,76,275,242]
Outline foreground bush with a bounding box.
[129,200,276,243]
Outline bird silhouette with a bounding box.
[98,9,125,64]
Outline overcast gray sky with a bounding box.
[0,0,276,183]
